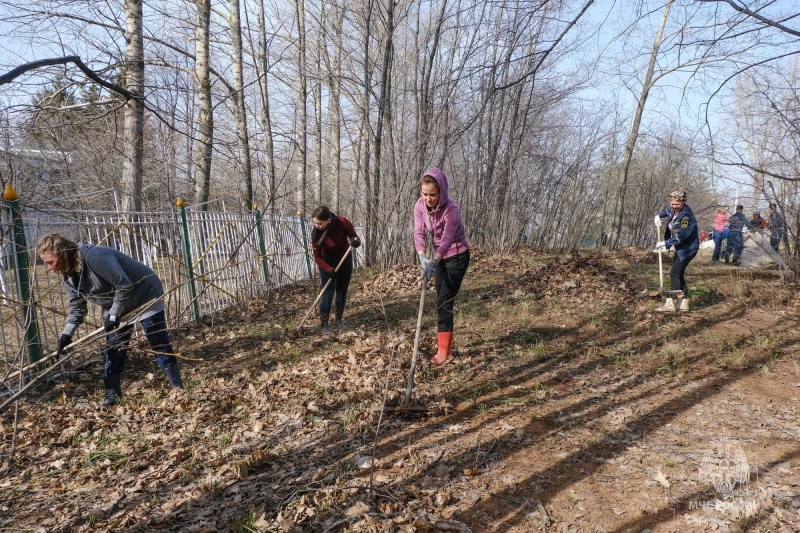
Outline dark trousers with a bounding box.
[104,310,178,378]
[434,250,470,332]
[319,253,353,314]
[670,252,696,297]
[711,230,724,261]
[724,231,744,262]
[770,229,783,252]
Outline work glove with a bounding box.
[103,314,120,333]
[55,334,72,359]
[349,237,361,249]
[421,259,437,286]
[417,252,430,269]
[327,269,338,280]
[654,241,667,251]
[654,215,661,227]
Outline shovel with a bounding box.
[655,222,683,298]
[296,246,353,331]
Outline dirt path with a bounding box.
[1,247,799,532]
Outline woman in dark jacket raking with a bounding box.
[37,234,183,408]
[653,191,699,312]
[310,206,361,333]
[414,167,470,366]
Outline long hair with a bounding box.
[36,234,80,275]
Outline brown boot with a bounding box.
[334,306,344,331]
[431,332,453,366]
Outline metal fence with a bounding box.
[0,199,352,397]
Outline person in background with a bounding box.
[699,230,707,243]
[37,234,183,408]
[310,206,361,333]
[767,203,784,253]
[414,167,470,366]
[723,205,752,266]
[711,208,729,263]
[654,191,699,312]
[750,209,766,229]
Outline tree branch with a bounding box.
[702,0,800,38]
[0,56,139,102]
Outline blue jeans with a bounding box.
[711,230,724,261]
[104,310,178,378]
[770,229,783,252]
[724,231,744,263]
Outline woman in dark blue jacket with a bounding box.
[37,234,183,407]
[654,191,699,312]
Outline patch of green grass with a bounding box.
[85,446,126,466]
[656,343,685,379]
[232,510,260,533]
[719,347,746,369]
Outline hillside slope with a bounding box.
[2,247,800,532]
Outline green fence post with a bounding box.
[4,184,43,365]
[298,210,313,279]
[253,203,270,287]
[177,197,201,323]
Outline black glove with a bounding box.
[55,334,72,359]
[327,269,338,280]
[104,314,120,332]
[349,237,361,249]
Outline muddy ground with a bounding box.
[2,246,800,532]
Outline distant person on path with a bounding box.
[414,167,470,366]
[750,209,766,230]
[653,191,699,312]
[37,234,183,408]
[723,205,752,266]
[767,203,783,253]
[310,206,361,333]
[711,208,729,263]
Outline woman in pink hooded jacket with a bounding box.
[414,167,470,366]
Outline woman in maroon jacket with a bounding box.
[311,206,361,332]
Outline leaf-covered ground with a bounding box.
[2,246,800,532]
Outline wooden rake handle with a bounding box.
[296,246,354,330]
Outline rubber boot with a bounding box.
[431,332,454,367]
[102,374,122,408]
[334,306,344,331]
[163,362,184,389]
[320,312,330,334]
[655,298,677,313]
[678,298,690,312]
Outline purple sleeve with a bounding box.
[413,199,427,252]
[435,203,463,257]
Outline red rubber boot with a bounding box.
[431,332,453,366]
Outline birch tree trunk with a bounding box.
[230,0,253,211]
[295,0,308,213]
[606,0,673,250]
[121,0,144,213]
[325,1,345,213]
[193,0,213,207]
[256,0,276,208]
[371,0,394,265]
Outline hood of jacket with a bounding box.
[422,167,450,209]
